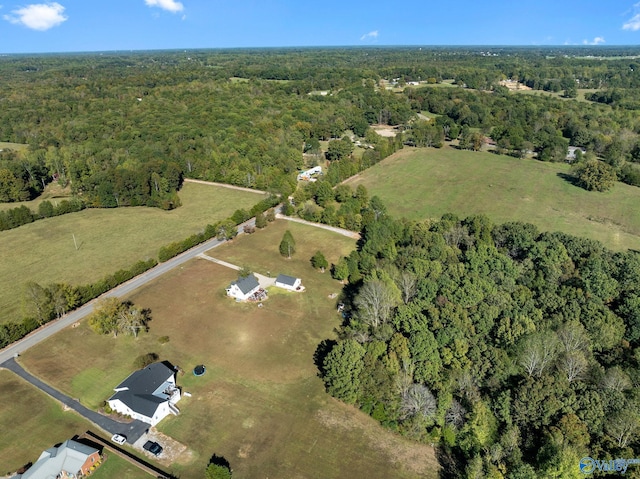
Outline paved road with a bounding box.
[0,221,252,365]
[3,358,149,442]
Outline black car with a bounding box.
[143,440,163,456]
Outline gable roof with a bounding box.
[22,440,98,479]
[109,362,176,419]
[232,275,260,295]
[275,274,298,286]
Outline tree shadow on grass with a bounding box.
[313,339,337,376]
[209,453,231,469]
[557,172,583,188]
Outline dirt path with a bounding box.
[275,214,360,239]
[184,178,267,195]
[197,253,276,289]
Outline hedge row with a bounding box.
[0,258,157,349]
[0,199,85,232]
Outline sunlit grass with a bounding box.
[347,146,640,251]
[0,182,265,322]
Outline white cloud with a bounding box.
[582,36,605,45]
[360,30,378,41]
[623,2,640,30]
[145,0,184,13]
[623,14,640,30]
[3,2,67,30]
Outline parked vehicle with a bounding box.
[143,440,163,456]
[111,434,126,445]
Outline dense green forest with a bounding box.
[1,46,640,214]
[321,205,640,478]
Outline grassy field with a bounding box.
[17,220,438,479]
[0,370,92,474]
[512,88,601,103]
[0,182,263,323]
[90,453,153,479]
[345,146,640,251]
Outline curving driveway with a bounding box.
[2,357,149,443]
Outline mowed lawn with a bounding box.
[346,146,640,251]
[89,454,152,479]
[18,220,438,479]
[0,370,92,474]
[0,182,263,323]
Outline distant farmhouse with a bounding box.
[297,166,322,182]
[226,275,261,301]
[15,439,101,479]
[566,146,587,162]
[107,362,180,426]
[274,274,303,292]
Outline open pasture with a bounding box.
[512,87,601,102]
[0,182,263,323]
[346,146,640,251]
[0,370,92,474]
[17,220,438,479]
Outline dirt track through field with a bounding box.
[276,213,360,239]
[183,178,267,194]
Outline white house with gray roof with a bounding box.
[107,362,180,426]
[274,274,302,291]
[17,439,101,479]
[226,274,260,301]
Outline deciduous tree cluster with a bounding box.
[321,209,640,477]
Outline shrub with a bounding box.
[158,335,170,344]
[134,352,159,369]
[311,251,329,271]
[572,159,617,192]
[255,213,267,229]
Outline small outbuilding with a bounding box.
[275,274,303,291]
[297,166,322,181]
[226,275,261,301]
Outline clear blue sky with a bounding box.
[1,0,639,54]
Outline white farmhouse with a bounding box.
[226,275,260,301]
[107,362,180,426]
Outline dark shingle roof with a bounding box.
[109,363,175,418]
[232,275,260,295]
[276,274,298,286]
